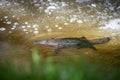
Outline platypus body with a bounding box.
[34,36,111,54]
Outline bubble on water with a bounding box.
[14,22,19,25]
[21,8,25,11]
[60,2,68,7]
[77,20,83,24]
[0,27,6,31]
[47,28,52,32]
[4,16,8,19]
[17,17,20,20]
[25,22,28,25]
[45,26,49,28]
[48,12,52,15]
[55,25,59,27]
[27,25,31,28]
[23,29,27,31]
[6,21,11,24]
[34,30,39,34]
[44,5,57,14]
[44,9,49,13]
[73,15,77,18]
[58,27,62,30]
[39,7,43,10]
[11,27,15,30]
[12,15,15,18]
[91,4,96,7]
[33,24,38,28]
[26,32,28,34]
[34,28,38,30]
[47,6,57,10]
[14,2,19,6]
[49,2,58,6]
[64,23,69,25]
[109,6,114,11]
[34,3,40,7]
[22,26,26,29]
[12,25,17,28]
[56,16,60,19]
[70,17,77,23]
[9,31,12,33]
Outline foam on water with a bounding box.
[0,27,6,31]
[99,19,120,30]
[0,0,120,37]
[76,0,91,3]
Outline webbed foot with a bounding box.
[54,48,61,54]
[91,46,97,51]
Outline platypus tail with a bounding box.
[89,37,111,45]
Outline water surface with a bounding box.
[0,0,120,66]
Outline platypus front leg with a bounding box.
[54,48,61,54]
[54,44,63,54]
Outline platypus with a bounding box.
[34,36,111,54]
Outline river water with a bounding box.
[0,0,120,66]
